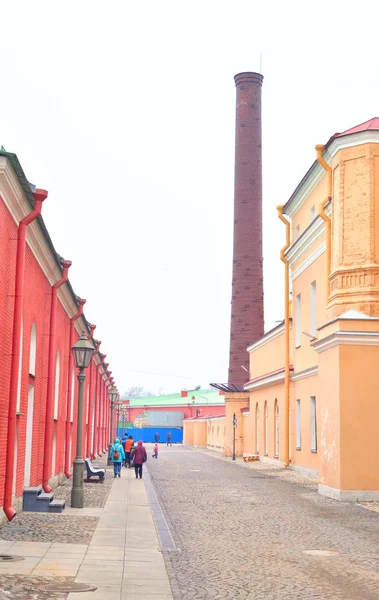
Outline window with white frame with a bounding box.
[310,281,316,337]
[53,350,60,420]
[16,315,24,413]
[264,401,268,455]
[310,396,317,452]
[255,404,260,453]
[295,293,301,347]
[29,323,37,376]
[70,368,75,422]
[296,399,301,449]
[274,400,279,457]
[295,224,300,240]
[310,205,315,223]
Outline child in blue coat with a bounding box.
[109,437,125,478]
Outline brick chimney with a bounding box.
[228,72,264,387]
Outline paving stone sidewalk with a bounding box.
[0,453,173,600]
[148,445,379,600]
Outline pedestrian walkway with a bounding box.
[69,467,173,599]
[0,467,173,600]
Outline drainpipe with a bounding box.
[315,145,332,303]
[4,189,48,521]
[104,373,112,451]
[93,356,106,457]
[64,298,86,478]
[99,367,108,454]
[81,325,96,458]
[42,260,72,493]
[86,339,100,460]
[277,206,291,468]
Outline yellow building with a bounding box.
[184,118,379,501]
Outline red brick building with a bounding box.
[0,149,117,522]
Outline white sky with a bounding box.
[1,1,378,395]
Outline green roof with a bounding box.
[123,389,224,407]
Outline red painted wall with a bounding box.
[0,196,17,505]
[0,191,107,511]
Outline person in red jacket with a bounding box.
[132,441,147,479]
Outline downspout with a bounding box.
[100,364,109,454]
[93,356,106,457]
[315,144,332,303]
[277,206,291,468]
[82,325,96,458]
[42,260,72,493]
[64,298,86,478]
[4,189,48,521]
[104,373,112,450]
[86,339,100,460]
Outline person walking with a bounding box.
[121,433,128,466]
[124,435,134,468]
[167,431,172,446]
[154,432,160,443]
[152,442,158,459]
[133,440,147,479]
[109,437,125,478]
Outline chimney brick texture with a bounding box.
[228,72,264,387]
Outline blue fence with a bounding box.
[116,426,183,444]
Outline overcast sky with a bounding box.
[1,1,378,395]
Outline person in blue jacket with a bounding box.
[109,437,125,478]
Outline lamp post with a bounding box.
[232,412,237,461]
[71,333,94,508]
[115,401,122,439]
[108,387,118,465]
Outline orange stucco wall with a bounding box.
[207,418,225,451]
[249,330,285,380]
[193,421,207,447]
[339,344,379,491]
[224,393,248,457]
[183,421,194,446]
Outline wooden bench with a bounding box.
[84,458,105,483]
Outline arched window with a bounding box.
[29,323,37,376]
[255,403,260,453]
[264,401,268,455]
[54,350,60,420]
[274,399,279,457]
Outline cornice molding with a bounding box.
[0,157,78,320]
[286,201,331,268]
[284,131,379,218]
[247,324,284,353]
[245,370,285,391]
[291,242,325,281]
[312,330,379,353]
[291,366,318,382]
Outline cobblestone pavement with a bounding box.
[54,455,114,508]
[147,446,379,600]
[0,456,114,598]
[0,575,70,599]
[0,514,98,544]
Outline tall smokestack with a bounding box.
[228,72,264,387]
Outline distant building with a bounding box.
[120,389,225,427]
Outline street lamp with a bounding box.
[108,387,118,465]
[232,412,237,461]
[71,333,94,508]
[115,401,123,438]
